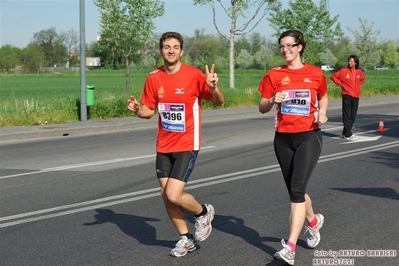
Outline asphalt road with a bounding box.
[0,98,398,266]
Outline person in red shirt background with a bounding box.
[330,55,365,140]
[258,30,328,265]
[127,32,225,257]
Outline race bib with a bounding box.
[158,103,186,132]
[281,90,311,116]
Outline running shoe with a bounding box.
[344,134,358,140]
[305,213,324,248]
[194,204,215,241]
[170,235,197,257]
[274,239,295,265]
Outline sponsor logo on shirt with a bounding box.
[170,105,184,111]
[282,76,291,84]
[303,78,312,83]
[158,87,165,99]
[175,88,184,94]
[295,91,310,97]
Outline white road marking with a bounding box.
[1,141,398,228]
[0,146,216,180]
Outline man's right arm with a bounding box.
[330,70,343,87]
[135,104,155,119]
[127,96,155,119]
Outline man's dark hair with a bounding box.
[159,32,184,49]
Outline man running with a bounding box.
[127,31,225,257]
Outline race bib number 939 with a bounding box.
[158,103,186,132]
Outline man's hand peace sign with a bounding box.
[205,64,218,91]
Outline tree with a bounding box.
[236,49,253,69]
[348,18,381,68]
[32,27,68,67]
[0,45,21,73]
[185,33,226,70]
[58,28,79,67]
[20,44,45,73]
[380,41,398,68]
[249,32,266,55]
[94,0,165,93]
[193,0,279,89]
[235,35,251,55]
[330,36,361,69]
[268,0,343,65]
[320,49,337,67]
[254,44,274,70]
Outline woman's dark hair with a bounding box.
[159,32,184,49]
[347,55,360,69]
[278,30,306,56]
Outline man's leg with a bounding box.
[158,177,202,235]
[351,97,359,125]
[342,95,352,137]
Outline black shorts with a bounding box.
[155,151,199,182]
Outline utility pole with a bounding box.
[79,0,87,121]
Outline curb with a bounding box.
[0,96,397,142]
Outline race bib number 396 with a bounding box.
[158,103,186,132]
[281,90,311,116]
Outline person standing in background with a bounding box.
[127,32,225,257]
[330,55,365,140]
[258,30,328,265]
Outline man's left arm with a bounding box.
[205,64,225,106]
[210,87,225,106]
[359,71,365,85]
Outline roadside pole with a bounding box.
[79,0,87,121]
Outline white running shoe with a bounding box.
[170,235,197,257]
[274,239,295,265]
[194,204,215,241]
[305,213,324,248]
[345,134,358,140]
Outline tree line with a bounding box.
[1,0,398,83]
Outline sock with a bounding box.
[287,241,296,252]
[195,204,207,217]
[180,232,192,239]
[308,216,318,228]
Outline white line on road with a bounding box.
[0,146,216,180]
[1,141,398,228]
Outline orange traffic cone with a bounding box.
[376,117,387,132]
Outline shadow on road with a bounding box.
[330,187,399,200]
[212,215,279,254]
[83,208,175,248]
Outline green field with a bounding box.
[1,69,398,127]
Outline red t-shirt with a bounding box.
[330,67,365,98]
[141,63,212,153]
[258,64,327,133]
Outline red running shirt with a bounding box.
[258,64,327,133]
[330,67,365,98]
[141,63,213,153]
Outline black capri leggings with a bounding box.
[274,130,322,203]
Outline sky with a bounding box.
[1,0,398,48]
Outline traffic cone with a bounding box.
[376,117,387,132]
